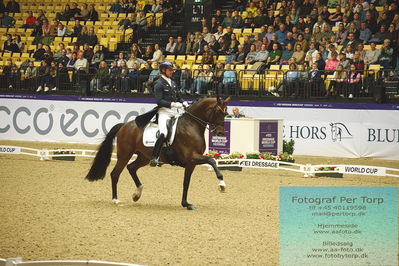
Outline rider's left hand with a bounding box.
[182,101,189,109]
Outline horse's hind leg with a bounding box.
[111,158,130,203]
[127,152,149,202]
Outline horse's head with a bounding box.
[208,97,230,136]
[187,96,231,136]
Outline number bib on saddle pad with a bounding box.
[142,117,179,147]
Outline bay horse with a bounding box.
[85,97,230,210]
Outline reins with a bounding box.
[183,103,227,133]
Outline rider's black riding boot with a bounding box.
[150,134,165,167]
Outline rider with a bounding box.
[150,61,189,167]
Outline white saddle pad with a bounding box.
[142,117,179,147]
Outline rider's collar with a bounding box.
[161,75,172,86]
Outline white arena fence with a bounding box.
[0,258,143,266]
[1,145,398,178]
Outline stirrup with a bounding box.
[150,158,163,167]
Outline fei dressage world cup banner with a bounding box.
[0,94,398,160]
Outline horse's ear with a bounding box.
[224,96,231,104]
[217,96,222,105]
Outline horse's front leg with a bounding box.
[191,155,226,192]
[182,165,196,210]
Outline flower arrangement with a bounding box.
[206,151,295,163]
[315,166,339,171]
[52,149,76,161]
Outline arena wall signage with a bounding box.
[0,95,398,160]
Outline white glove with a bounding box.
[182,101,189,108]
[171,102,183,108]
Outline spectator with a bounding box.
[108,60,119,91]
[148,43,162,63]
[138,62,152,93]
[267,43,282,66]
[346,64,361,98]
[202,27,212,43]
[143,62,159,93]
[82,43,93,63]
[150,0,161,13]
[254,44,269,63]
[328,64,346,97]
[57,49,70,66]
[309,63,323,96]
[75,51,88,71]
[351,51,365,70]
[36,9,46,22]
[232,0,245,12]
[342,32,360,51]
[290,44,305,64]
[315,52,326,70]
[312,25,322,43]
[231,10,243,28]
[328,5,343,26]
[0,0,4,13]
[57,23,69,37]
[305,42,318,64]
[313,15,327,33]
[359,21,372,44]
[0,11,15,27]
[214,9,223,25]
[24,61,37,90]
[378,39,393,69]
[325,51,339,72]
[295,34,308,51]
[180,66,192,94]
[36,60,51,92]
[126,54,140,69]
[201,45,214,65]
[3,33,18,52]
[72,20,82,37]
[193,34,208,55]
[321,24,334,41]
[66,52,77,70]
[109,0,122,13]
[6,0,19,13]
[74,3,89,21]
[281,43,294,64]
[193,65,205,94]
[226,33,239,55]
[33,43,45,61]
[365,11,378,34]
[344,45,354,60]
[319,45,329,61]
[253,9,267,28]
[221,10,233,27]
[165,36,176,55]
[70,3,81,18]
[142,45,153,61]
[22,11,36,29]
[86,4,98,22]
[90,61,109,92]
[338,52,350,69]
[245,44,258,65]
[335,23,347,45]
[283,63,299,97]
[118,60,130,93]
[129,63,141,93]
[275,24,288,44]
[54,43,65,59]
[230,45,245,65]
[48,61,57,91]
[56,4,74,21]
[217,64,235,95]
[386,24,398,47]
[171,36,185,55]
[364,42,380,66]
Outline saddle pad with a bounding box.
[142,118,179,147]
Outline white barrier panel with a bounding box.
[0,146,21,154]
[1,96,398,159]
[1,146,399,178]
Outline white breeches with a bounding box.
[158,107,179,136]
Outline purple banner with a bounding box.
[259,121,278,155]
[208,121,230,154]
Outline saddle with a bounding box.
[142,116,179,147]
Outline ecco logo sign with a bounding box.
[0,106,139,137]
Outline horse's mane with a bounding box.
[188,96,216,111]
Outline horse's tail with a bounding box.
[85,123,124,182]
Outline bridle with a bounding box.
[184,103,227,133]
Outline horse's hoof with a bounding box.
[112,199,121,204]
[132,185,143,202]
[219,185,226,193]
[186,204,197,210]
[132,195,140,202]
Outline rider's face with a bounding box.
[164,68,174,78]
